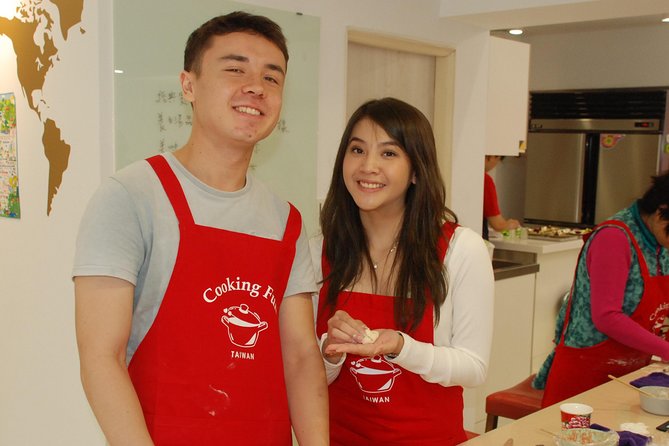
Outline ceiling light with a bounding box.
[508,29,524,35]
[662,17,669,23]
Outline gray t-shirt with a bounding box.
[73,153,316,362]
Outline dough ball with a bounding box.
[362,328,379,344]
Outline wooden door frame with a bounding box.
[347,29,456,206]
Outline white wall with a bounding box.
[441,0,584,17]
[0,1,109,444]
[0,0,495,443]
[527,23,669,90]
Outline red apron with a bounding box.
[316,223,467,446]
[542,220,669,407]
[128,155,299,445]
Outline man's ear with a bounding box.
[180,70,195,102]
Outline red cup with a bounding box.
[560,403,593,430]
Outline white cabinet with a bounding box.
[463,239,582,432]
[463,272,536,433]
[489,238,583,373]
[485,37,530,156]
[530,248,581,372]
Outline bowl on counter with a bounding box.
[640,385,669,415]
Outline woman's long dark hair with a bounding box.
[320,98,457,332]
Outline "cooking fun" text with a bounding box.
[202,276,277,311]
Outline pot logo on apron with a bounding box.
[221,303,269,348]
[349,356,402,395]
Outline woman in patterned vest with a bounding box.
[534,172,669,406]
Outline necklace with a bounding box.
[373,244,397,270]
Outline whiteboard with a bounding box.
[113,0,320,235]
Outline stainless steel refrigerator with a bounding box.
[524,89,669,227]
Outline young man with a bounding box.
[73,12,328,445]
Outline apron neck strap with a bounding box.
[146,155,195,226]
[558,219,648,344]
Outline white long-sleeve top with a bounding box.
[310,226,494,389]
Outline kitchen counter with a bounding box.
[490,235,583,255]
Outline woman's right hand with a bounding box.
[321,310,368,364]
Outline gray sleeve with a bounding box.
[284,222,318,298]
[72,177,145,285]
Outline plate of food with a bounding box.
[527,226,592,241]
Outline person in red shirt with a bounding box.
[483,155,520,239]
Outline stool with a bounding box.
[485,374,544,432]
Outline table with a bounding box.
[462,362,669,445]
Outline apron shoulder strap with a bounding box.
[557,219,648,345]
[282,203,302,245]
[597,220,650,278]
[320,238,330,280]
[437,221,459,262]
[146,155,195,226]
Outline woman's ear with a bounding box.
[411,174,417,184]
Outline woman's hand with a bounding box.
[325,326,404,359]
[321,310,367,363]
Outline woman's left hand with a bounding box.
[324,328,404,358]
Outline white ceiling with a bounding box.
[441,0,669,35]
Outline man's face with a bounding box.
[181,32,286,148]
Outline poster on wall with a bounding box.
[0,92,19,218]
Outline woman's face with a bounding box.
[649,211,669,249]
[342,118,414,217]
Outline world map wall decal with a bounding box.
[0,0,85,215]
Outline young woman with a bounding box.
[312,97,494,445]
